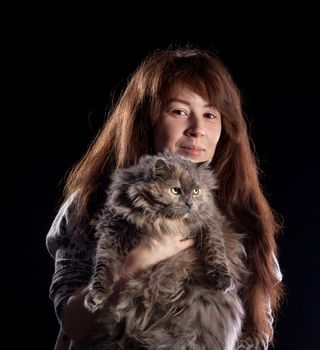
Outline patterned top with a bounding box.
[46,193,282,350]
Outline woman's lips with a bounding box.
[179,146,204,156]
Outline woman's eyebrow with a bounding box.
[168,98,213,108]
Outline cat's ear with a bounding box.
[152,158,171,178]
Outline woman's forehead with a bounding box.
[163,81,213,106]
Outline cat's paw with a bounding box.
[84,289,108,313]
[208,272,235,293]
[216,275,235,294]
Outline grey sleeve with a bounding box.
[46,193,95,324]
[236,252,283,350]
[272,251,283,284]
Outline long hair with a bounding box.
[63,46,283,344]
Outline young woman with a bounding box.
[47,46,283,349]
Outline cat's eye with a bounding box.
[192,187,200,195]
[170,187,181,195]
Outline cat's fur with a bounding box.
[85,153,247,350]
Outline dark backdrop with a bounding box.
[26,8,319,349]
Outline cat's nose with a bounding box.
[186,201,193,208]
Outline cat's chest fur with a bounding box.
[147,217,190,239]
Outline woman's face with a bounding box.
[153,84,222,162]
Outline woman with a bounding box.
[46,46,283,349]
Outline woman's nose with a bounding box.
[185,114,205,137]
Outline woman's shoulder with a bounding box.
[46,192,79,257]
[272,251,283,283]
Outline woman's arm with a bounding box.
[62,285,95,342]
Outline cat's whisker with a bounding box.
[168,287,185,302]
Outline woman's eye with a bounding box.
[170,187,181,195]
[192,187,200,195]
[206,113,217,119]
[173,109,188,116]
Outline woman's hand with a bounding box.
[122,234,195,277]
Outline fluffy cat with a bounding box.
[85,153,247,350]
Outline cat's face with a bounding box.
[127,156,215,219]
[154,178,205,219]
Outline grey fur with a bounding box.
[85,153,247,349]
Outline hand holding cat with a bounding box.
[85,234,195,313]
[122,234,195,277]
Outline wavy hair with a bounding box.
[63,47,283,344]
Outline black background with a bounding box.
[25,6,320,349]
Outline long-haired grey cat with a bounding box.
[85,153,247,350]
